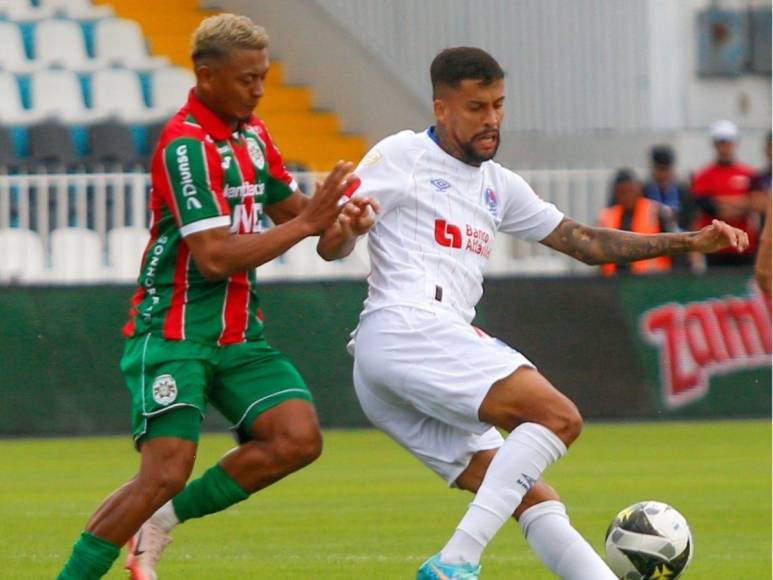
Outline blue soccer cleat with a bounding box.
[417,554,481,580]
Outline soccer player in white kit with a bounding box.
[317,47,749,580]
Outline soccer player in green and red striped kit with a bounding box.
[57,13,377,580]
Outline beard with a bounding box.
[460,130,500,165]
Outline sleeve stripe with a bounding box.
[180,215,231,237]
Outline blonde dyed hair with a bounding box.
[191,13,269,63]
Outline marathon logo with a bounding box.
[641,284,771,409]
[175,144,203,211]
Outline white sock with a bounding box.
[440,423,566,565]
[151,500,180,532]
[519,500,617,580]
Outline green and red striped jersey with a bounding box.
[123,90,297,345]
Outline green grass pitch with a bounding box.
[1,420,769,579]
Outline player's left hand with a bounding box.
[691,219,750,254]
[338,197,380,237]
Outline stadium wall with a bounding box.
[222,0,770,171]
[0,272,769,437]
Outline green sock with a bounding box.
[57,531,120,580]
[172,464,249,523]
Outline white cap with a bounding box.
[709,119,739,142]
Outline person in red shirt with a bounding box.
[691,120,758,267]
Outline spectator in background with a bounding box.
[748,131,771,217]
[751,132,772,295]
[691,120,758,267]
[643,145,695,231]
[597,168,677,275]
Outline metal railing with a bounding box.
[0,169,612,283]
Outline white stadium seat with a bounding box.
[0,228,46,282]
[34,19,103,72]
[150,67,195,113]
[37,0,113,19]
[0,21,41,74]
[29,69,105,124]
[107,226,149,282]
[0,0,55,22]
[93,18,168,70]
[50,227,104,282]
[91,68,164,123]
[0,71,46,125]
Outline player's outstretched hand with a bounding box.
[300,161,357,235]
[338,196,380,238]
[691,219,750,255]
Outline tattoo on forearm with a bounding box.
[549,219,695,265]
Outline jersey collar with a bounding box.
[184,89,240,142]
[427,125,440,145]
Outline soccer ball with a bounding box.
[604,501,693,579]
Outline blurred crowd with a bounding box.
[600,120,771,281]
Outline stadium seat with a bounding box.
[0,21,40,74]
[145,120,167,156]
[93,18,168,70]
[29,69,105,124]
[87,120,144,172]
[150,67,194,113]
[107,225,148,281]
[34,19,104,72]
[27,121,83,171]
[90,68,164,124]
[50,226,104,282]
[0,126,25,172]
[37,0,113,19]
[0,227,46,282]
[0,0,55,21]
[0,71,46,125]
[273,236,319,279]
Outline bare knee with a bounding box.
[549,402,583,447]
[244,427,322,475]
[276,428,323,470]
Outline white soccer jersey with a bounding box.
[353,128,564,323]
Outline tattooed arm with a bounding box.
[540,217,749,265]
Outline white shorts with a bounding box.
[350,306,535,485]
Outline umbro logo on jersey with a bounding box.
[434,219,462,249]
[430,178,451,191]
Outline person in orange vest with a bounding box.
[597,168,675,276]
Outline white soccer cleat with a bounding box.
[125,519,172,580]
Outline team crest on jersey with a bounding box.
[484,187,498,217]
[431,178,452,191]
[246,138,266,170]
[152,374,178,406]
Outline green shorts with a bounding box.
[120,334,312,445]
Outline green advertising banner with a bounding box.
[618,272,772,418]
